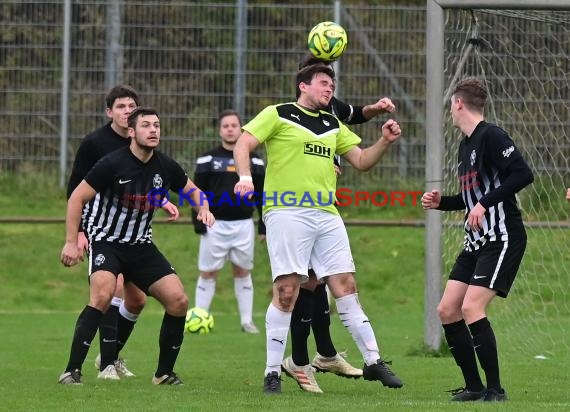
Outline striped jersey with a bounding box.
[456,121,528,250]
[83,147,188,244]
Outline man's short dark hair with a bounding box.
[218,109,242,126]
[105,85,140,109]
[452,77,488,112]
[298,53,330,70]
[127,107,159,129]
[295,63,335,99]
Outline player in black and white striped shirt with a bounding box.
[67,85,178,379]
[422,77,534,402]
[58,108,214,385]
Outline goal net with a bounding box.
[442,8,570,358]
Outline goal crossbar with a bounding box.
[435,0,570,10]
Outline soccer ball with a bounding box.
[184,307,214,335]
[307,21,348,62]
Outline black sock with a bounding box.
[116,313,137,358]
[98,304,119,370]
[155,312,185,377]
[443,320,485,391]
[311,284,336,357]
[66,306,103,372]
[469,317,501,391]
[290,288,313,366]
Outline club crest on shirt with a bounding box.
[226,158,236,172]
[502,145,515,158]
[94,253,105,266]
[153,173,163,188]
[470,149,477,166]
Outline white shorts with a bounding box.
[264,208,355,282]
[198,219,255,272]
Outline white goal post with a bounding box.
[425,0,570,351]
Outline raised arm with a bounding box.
[362,97,396,120]
[332,96,395,125]
[342,119,401,171]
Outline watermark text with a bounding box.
[146,187,422,208]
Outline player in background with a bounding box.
[192,109,265,333]
[281,54,397,393]
[421,77,534,402]
[566,188,570,202]
[67,85,179,379]
[59,107,214,385]
[234,63,404,394]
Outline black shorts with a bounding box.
[89,241,177,295]
[449,237,527,298]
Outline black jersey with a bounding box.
[328,97,367,167]
[192,145,265,234]
[455,121,532,250]
[83,147,188,244]
[67,122,130,198]
[328,96,367,126]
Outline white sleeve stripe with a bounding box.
[345,105,355,122]
[196,155,212,164]
[251,158,265,166]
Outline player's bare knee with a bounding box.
[200,271,217,280]
[123,284,147,313]
[124,297,145,314]
[277,295,295,311]
[327,273,356,297]
[165,292,189,316]
[342,277,357,295]
[276,284,296,311]
[90,290,114,311]
[437,302,458,323]
[436,303,446,321]
[232,266,249,278]
[177,292,189,311]
[460,301,482,322]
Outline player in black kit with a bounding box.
[192,110,265,333]
[67,85,178,379]
[421,77,534,402]
[59,107,214,385]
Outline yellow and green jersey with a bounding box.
[243,102,361,215]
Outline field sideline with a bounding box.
[0,223,568,410]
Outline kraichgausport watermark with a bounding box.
[147,188,422,208]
